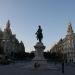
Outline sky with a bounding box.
[0,0,75,52]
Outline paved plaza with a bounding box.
[0,61,75,75]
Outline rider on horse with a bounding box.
[35,25,43,42]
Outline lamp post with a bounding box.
[61,40,64,74]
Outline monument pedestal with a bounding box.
[32,42,48,69]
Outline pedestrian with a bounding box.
[62,62,64,73]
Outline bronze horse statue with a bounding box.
[35,25,43,42]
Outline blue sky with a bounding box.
[0,0,75,52]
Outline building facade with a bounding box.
[0,20,25,57]
[50,23,75,63]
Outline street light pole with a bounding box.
[61,41,64,74]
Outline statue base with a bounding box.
[32,42,48,69]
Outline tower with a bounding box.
[67,22,74,48]
[4,20,12,35]
[3,20,12,55]
[67,22,73,35]
[66,22,75,62]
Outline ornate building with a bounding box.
[50,23,75,63]
[0,20,25,57]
